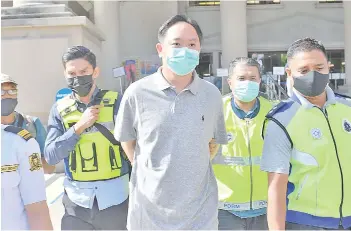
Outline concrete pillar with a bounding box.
[344,1,351,95]
[220,0,247,68]
[94,1,121,92]
[220,0,247,94]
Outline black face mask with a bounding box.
[293,71,329,97]
[1,98,18,116]
[66,75,93,97]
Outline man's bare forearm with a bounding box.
[121,140,136,164]
[209,139,220,160]
[42,159,55,174]
[267,173,288,230]
[26,201,53,230]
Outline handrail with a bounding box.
[264,73,289,100]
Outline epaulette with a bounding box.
[4,125,33,141]
[266,100,295,119]
[335,93,351,100]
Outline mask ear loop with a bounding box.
[286,77,293,97]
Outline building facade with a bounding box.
[1,0,350,123]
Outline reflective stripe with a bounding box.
[291,149,319,166]
[212,155,261,166]
[219,200,267,211]
[82,121,115,135]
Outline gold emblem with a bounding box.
[29,153,42,171]
[1,164,19,173]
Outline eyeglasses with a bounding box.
[1,89,18,96]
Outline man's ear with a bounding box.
[227,77,232,90]
[286,67,292,78]
[93,67,100,79]
[156,43,163,58]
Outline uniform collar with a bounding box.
[292,85,337,109]
[231,96,260,120]
[155,67,200,95]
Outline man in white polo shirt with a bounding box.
[114,15,227,230]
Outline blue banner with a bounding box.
[56,88,72,102]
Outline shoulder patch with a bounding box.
[266,100,295,118]
[29,153,42,171]
[4,126,33,141]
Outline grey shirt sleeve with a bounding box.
[213,91,227,145]
[260,120,292,174]
[114,89,137,142]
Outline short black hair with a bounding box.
[287,37,327,63]
[158,15,203,44]
[229,57,261,78]
[62,45,96,69]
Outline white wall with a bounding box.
[1,18,104,124]
[186,7,221,53]
[2,36,69,123]
[247,1,344,51]
[119,1,178,61]
[186,1,344,52]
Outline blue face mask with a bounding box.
[166,47,199,76]
[233,80,260,102]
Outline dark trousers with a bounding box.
[218,210,268,230]
[61,192,128,230]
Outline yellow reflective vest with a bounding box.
[57,90,124,182]
[213,96,273,211]
[264,94,351,229]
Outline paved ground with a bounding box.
[45,173,65,230]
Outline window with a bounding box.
[318,0,343,3]
[189,1,220,6]
[189,0,280,6]
[326,50,345,90]
[247,0,281,5]
[327,50,345,73]
[195,53,213,77]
